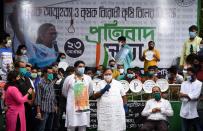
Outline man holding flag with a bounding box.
[115,36,133,72]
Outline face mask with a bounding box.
[200,44,203,49]
[5,40,12,47]
[187,75,195,82]
[57,74,62,79]
[60,58,66,62]
[110,65,116,69]
[189,31,197,38]
[25,72,31,78]
[77,67,85,75]
[104,75,112,82]
[96,70,101,75]
[127,74,134,79]
[153,92,161,101]
[37,72,42,76]
[21,50,27,55]
[148,71,154,77]
[119,69,124,74]
[31,73,38,79]
[47,73,54,81]
[19,68,27,76]
[167,74,171,78]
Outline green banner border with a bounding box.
[197,0,201,30]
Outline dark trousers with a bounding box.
[25,103,34,131]
[198,110,203,130]
[139,120,168,131]
[181,117,202,131]
[37,112,54,131]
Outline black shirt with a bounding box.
[17,77,33,96]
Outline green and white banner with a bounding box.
[4,0,198,68]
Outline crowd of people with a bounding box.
[0,24,202,131]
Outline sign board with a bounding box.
[4,0,198,68]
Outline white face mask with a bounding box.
[119,69,124,74]
[21,50,27,55]
[200,44,203,49]
[104,75,112,82]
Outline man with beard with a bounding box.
[142,41,160,72]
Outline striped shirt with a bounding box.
[35,78,56,112]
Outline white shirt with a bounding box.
[180,79,202,119]
[94,79,126,131]
[62,74,93,127]
[142,98,173,121]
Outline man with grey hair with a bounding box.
[140,86,173,131]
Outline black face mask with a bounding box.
[189,75,195,82]
[194,64,201,71]
[53,73,58,80]
[149,47,154,50]
[110,65,115,67]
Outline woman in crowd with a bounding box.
[15,45,29,63]
[93,68,127,131]
[4,71,32,131]
[56,53,66,63]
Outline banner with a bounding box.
[4,0,198,68]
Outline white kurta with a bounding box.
[180,80,202,119]
[62,74,93,127]
[95,79,126,131]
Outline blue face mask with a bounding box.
[110,65,116,70]
[19,68,27,76]
[127,74,134,79]
[60,58,66,62]
[189,31,197,38]
[77,67,85,75]
[25,72,31,78]
[96,70,101,75]
[47,73,54,81]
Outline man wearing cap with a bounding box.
[140,86,173,131]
